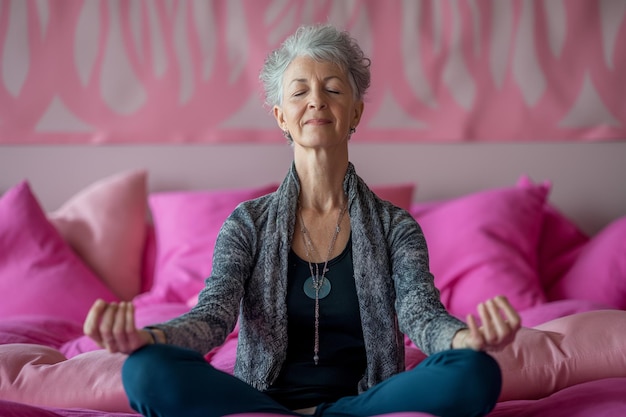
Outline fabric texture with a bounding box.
[547,216,626,309]
[516,176,590,290]
[410,179,549,318]
[0,344,132,413]
[138,184,279,305]
[48,170,148,301]
[493,310,626,401]
[0,181,118,323]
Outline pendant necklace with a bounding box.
[298,199,348,365]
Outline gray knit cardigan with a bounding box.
[155,162,466,393]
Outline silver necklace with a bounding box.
[298,200,348,365]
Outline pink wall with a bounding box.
[1,1,624,235]
[1,0,625,144]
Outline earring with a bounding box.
[349,127,356,134]
[283,130,293,142]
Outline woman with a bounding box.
[84,24,521,417]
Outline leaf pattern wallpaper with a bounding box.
[0,0,624,144]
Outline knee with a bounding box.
[122,344,204,403]
[454,350,502,413]
[122,345,167,398]
[422,349,502,415]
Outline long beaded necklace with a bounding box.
[298,199,348,365]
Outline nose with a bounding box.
[308,89,327,109]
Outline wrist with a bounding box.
[452,328,470,349]
[144,327,160,344]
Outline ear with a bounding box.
[351,100,364,129]
[273,105,286,130]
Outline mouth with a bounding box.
[304,119,333,126]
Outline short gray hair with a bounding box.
[259,24,371,109]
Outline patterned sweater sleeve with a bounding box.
[389,210,467,355]
[148,206,255,354]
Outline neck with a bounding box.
[295,152,349,213]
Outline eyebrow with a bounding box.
[288,75,344,86]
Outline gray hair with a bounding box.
[259,24,371,109]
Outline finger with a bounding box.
[125,302,136,334]
[119,302,142,353]
[99,302,119,352]
[478,302,494,344]
[466,313,484,350]
[112,302,129,352]
[495,296,522,330]
[485,298,509,344]
[124,302,146,352]
[83,299,107,348]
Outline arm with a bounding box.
[84,206,256,355]
[390,212,467,355]
[390,212,521,353]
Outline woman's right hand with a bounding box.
[83,299,153,354]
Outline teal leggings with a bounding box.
[122,344,501,417]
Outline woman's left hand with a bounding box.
[452,295,522,351]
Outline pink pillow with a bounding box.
[494,309,626,401]
[547,216,626,309]
[517,299,611,328]
[48,170,148,301]
[0,317,83,348]
[410,181,549,317]
[370,183,415,210]
[0,344,133,413]
[137,184,279,305]
[0,182,118,323]
[537,205,589,290]
[516,176,590,290]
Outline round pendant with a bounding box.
[303,276,331,299]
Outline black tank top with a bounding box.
[265,237,367,409]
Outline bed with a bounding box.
[1,154,626,417]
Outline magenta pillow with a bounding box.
[537,205,589,290]
[0,182,118,323]
[137,184,279,305]
[547,216,626,309]
[516,176,590,290]
[410,181,549,318]
[48,170,148,301]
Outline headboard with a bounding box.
[1,141,625,236]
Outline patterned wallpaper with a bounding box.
[0,0,624,144]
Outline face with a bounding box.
[273,56,364,148]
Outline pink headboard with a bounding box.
[1,141,625,236]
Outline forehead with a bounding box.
[284,56,348,82]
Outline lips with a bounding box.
[305,118,332,125]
